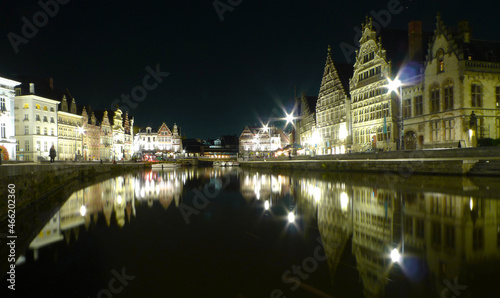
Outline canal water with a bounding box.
[2,167,500,298]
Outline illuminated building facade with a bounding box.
[0,76,20,160]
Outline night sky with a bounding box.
[0,0,498,139]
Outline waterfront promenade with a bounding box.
[240,147,500,176]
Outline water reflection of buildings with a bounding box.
[269,171,500,298]
[240,172,291,204]
[26,169,192,261]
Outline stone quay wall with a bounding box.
[0,162,149,221]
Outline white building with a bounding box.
[0,76,21,160]
[238,125,289,155]
[14,83,59,161]
[57,95,84,161]
[134,123,183,159]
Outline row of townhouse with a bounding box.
[299,14,500,154]
[0,77,136,161]
[238,125,290,156]
[133,123,183,159]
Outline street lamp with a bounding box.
[387,78,403,150]
[74,125,85,161]
[285,111,297,144]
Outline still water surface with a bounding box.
[2,167,500,298]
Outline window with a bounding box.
[473,228,484,251]
[436,49,444,73]
[363,52,374,63]
[430,86,440,113]
[1,123,5,138]
[443,83,454,110]
[36,126,40,135]
[445,225,455,250]
[36,141,40,151]
[415,96,423,116]
[50,107,54,112]
[36,104,40,109]
[497,225,500,248]
[24,126,29,135]
[51,117,55,123]
[43,116,48,122]
[404,217,413,236]
[44,142,48,152]
[496,86,500,108]
[432,222,441,247]
[23,103,29,109]
[0,98,5,111]
[51,128,55,136]
[44,127,48,135]
[431,121,440,142]
[24,114,29,121]
[471,84,482,107]
[403,98,411,118]
[25,140,30,151]
[36,114,41,122]
[43,106,47,111]
[444,120,454,141]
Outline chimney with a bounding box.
[29,83,35,94]
[408,20,423,62]
[458,20,471,43]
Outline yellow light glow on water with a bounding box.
[288,212,295,223]
[264,200,270,210]
[117,195,122,204]
[80,205,87,217]
[340,192,348,211]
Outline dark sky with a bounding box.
[0,0,498,139]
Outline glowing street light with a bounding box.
[287,212,295,223]
[390,248,401,263]
[387,78,403,150]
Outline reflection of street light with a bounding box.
[340,192,348,211]
[80,205,87,217]
[288,212,295,223]
[387,78,403,150]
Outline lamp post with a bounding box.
[388,78,403,150]
[74,126,85,161]
[262,124,271,156]
[285,112,296,143]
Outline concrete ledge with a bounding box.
[0,163,148,221]
[240,159,476,175]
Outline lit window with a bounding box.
[43,106,47,111]
[23,103,29,109]
[36,104,40,109]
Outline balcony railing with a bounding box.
[464,60,500,72]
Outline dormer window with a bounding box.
[436,49,445,73]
